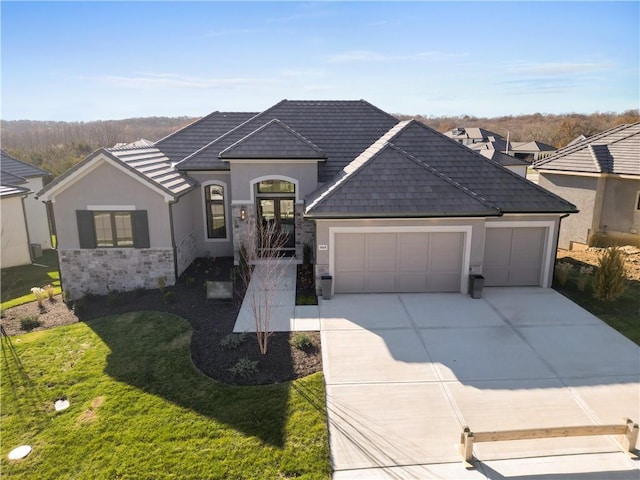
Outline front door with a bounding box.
[258,198,295,255]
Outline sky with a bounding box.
[1,1,638,121]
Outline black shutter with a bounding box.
[132,210,150,248]
[76,210,96,248]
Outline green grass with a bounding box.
[1,250,61,309]
[1,312,330,479]
[554,276,640,345]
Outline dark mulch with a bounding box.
[1,257,322,386]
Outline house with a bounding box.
[1,149,52,253]
[38,100,576,299]
[444,127,503,145]
[0,178,32,268]
[534,122,640,249]
[467,140,529,177]
[509,140,556,162]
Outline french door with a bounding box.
[257,198,295,254]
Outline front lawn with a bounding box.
[1,312,330,479]
[1,249,61,309]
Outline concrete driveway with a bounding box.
[320,287,640,479]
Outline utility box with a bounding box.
[31,243,43,259]
[469,274,485,299]
[321,275,333,300]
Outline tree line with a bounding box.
[2,110,638,178]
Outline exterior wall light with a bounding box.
[240,207,246,221]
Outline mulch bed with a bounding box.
[1,257,322,386]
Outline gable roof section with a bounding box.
[0,184,30,199]
[155,111,257,163]
[219,119,326,160]
[1,149,49,179]
[1,169,27,187]
[177,100,399,182]
[445,127,503,141]
[510,140,556,152]
[478,149,529,166]
[534,122,640,175]
[38,147,195,202]
[307,120,576,217]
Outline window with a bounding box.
[636,191,640,211]
[205,184,226,239]
[257,180,295,194]
[76,210,149,249]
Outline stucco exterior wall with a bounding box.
[229,162,319,202]
[538,173,598,249]
[59,248,175,300]
[1,195,32,268]
[184,171,234,257]
[51,161,172,249]
[23,176,52,250]
[599,176,640,247]
[170,191,198,276]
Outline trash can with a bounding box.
[469,274,485,299]
[31,243,43,259]
[321,275,333,300]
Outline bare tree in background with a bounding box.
[238,219,292,355]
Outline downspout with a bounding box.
[551,213,571,286]
[44,199,65,299]
[20,193,34,263]
[168,200,179,283]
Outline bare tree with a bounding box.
[237,219,292,355]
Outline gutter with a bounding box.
[551,213,571,284]
[168,200,179,283]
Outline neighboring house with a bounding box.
[509,140,557,162]
[468,141,529,177]
[38,100,576,299]
[1,149,52,252]
[444,127,502,145]
[534,122,640,249]
[0,179,32,268]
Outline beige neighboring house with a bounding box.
[38,100,577,300]
[534,122,640,249]
[1,150,52,254]
[0,180,32,268]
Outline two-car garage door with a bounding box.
[334,231,464,293]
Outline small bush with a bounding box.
[577,266,594,292]
[107,290,122,307]
[296,294,318,305]
[303,243,313,265]
[163,291,176,304]
[228,357,258,379]
[73,300,84,315]
[219,333,248,350]
[20,315,42,332]
[134,286,147,297]
[43,284,55,300]
[593,247,626,301]
[554,262,572,286]
[185,276,196,288]
[157,276,167,292]
[31,287,46,307]
[290,332,315,351]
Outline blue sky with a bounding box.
[2,1,638,121]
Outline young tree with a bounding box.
[238,219,292,355]
[593,246,627,301]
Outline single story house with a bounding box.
[38,100,576,299]
[1,149,52,252]
[0,180,32,268]
[534,122,640,249]
[467,140,529,177]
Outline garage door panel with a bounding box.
[334,231,464,293]
[484,227,545,287]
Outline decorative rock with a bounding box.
[8,445,31,460]
[54,398,70,411]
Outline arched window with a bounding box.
[205,184,226,239]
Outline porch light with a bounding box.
[240,207,246,221]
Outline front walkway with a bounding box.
[232,261,321,333]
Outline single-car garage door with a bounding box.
[483,227,546,286]
[334,231,464,293]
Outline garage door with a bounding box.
[334,232,464,293]
[483,227,546,286]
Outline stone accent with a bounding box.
[175,230,199,276]
[232,204,256,264]
[59,248,175,300]
[295,204,315,259]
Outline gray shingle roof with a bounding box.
[1,169,27,186]
[176,100,399,182]
[219,119,326,160]
[108,146,196,196]
[533,122,640,175]
[306,120,576,217]
[510,140,556,152]
[444,127,503,141]
[155,111,257,163]
[478,149,529,166]
[1,149,49,178]
[0,184,30,198]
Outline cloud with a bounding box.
[82,73,273,90]
[499,61,613,94]
[325,50,465,64]
[509,62,612,76]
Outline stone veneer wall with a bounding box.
[295,203,315,259]
[175,230,199,276]
[59,248,175,300]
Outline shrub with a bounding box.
[157,276,167,292]
[31,287,46,307]
[296,294,317,305]
[577,266,594,292]
[290,332,315,351]
[43,284,55,300]
[554,262,572,286]
[228,357,258,379]
[593,247,626,301]
[185,276,196,288]
[163,291,176,304]
[134,286,147,297]
[20,315,42,332]
[219,332,248,350]
[107,290,122,307]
